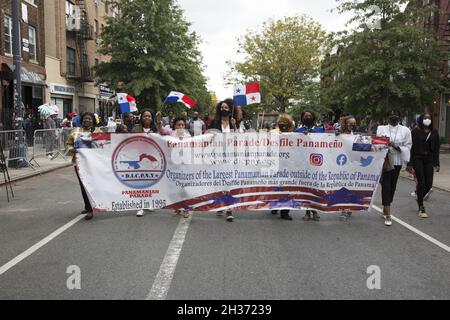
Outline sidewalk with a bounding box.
[400,148,450,192]
[0,156,72,186]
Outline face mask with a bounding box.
[279,124,289,132]
[193,116,199,120]
[221,110,231,117]
[350,125,357,132]
[423,119,432,127]
[303,117,314,126]
[389,117,399,126]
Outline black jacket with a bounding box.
[408,128,440,167]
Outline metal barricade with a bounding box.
[30,129,68,167]
[0,130,33,169]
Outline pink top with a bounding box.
[159,127,191,138]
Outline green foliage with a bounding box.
[227,15,329,114]
[96,0,210,113]
[322,0,448,121]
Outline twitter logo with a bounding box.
[360,156,374,167]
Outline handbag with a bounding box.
[382,147,395,172]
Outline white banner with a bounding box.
[76,132,388,213]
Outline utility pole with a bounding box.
[12,0,23,130]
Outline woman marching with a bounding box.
[295,110,323,222]
[211,99,239,222]
[377,111,412,226]
[407,113,440,218]
[66,112,102,220]
[132,109,157,217]
[337,115,358,222]
[270,114,295,220]
[156,112,192,219]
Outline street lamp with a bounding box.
[12,0,23,130]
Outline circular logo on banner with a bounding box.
[112,136,166,189]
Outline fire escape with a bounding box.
[67,0,94,83]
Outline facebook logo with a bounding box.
[336,154,348,166]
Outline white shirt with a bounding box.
[377,124,412,166]
[222,123,231,133]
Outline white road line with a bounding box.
[0,215,85,276]
[372,205,450,253]
[146,215,192,300]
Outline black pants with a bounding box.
[75,166,92,212]
[381,166,402,206]
[413,157,434,208]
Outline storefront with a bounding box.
[49,83,75,120]
[1,63,45,130]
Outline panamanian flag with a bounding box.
[117,93,138,114]
[165,91,197,109]
[233,82,261,106]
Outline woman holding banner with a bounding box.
[296,110,322,222]
[377,111,412,227]
[132,109,157,217]
[211,99,239,222]
[66,112,102,220]
[157,112,192,219]
[337,115,358,222]
[270,114,295,221]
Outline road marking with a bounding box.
[372,205,450,253]
[146,215,192,300]
[0,215,85,276]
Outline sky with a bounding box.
[178,0,352,100]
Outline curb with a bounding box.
[399,175,450,193]
[0,163,72,186]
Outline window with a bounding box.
[28,26,37,62]
[4,15,12,55]
[24,0,36,6]
[67,47,76,76]
[94,19,99,43]
[66,1,74,28]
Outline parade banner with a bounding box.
[76,132,388,213]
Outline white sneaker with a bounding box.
[136,209,145,217]
[384,216,393,227]
[424,189,433,201]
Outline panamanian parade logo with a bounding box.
[112,136,167,189]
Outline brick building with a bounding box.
[44,0,117,123]
[0,0,46,130]
[419,0,450,143]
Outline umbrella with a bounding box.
[38,104,58,119]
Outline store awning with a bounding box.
[2,63,46,86]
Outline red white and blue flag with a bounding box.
[165,91,197,109]
[117,93,138,114]
[233,82,261,106]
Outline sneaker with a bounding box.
[136,209,145,217]
[144,209,154,213]
[411,191,417,199]
[384,216,393,226]
[216,211,223,217]
[271,210,279,215]
[339,212,348,222]
[226,211,234,222]
[85,211,93,221]
[312,212,320,222]
[418,207,429,218]
[302,213,312,221]
[424,189,433,201]
[280,211,293,221]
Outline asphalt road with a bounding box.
[0,168,449,300]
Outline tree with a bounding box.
[321,0,447,121]
[227,15,329,114]
[96,0,210,113]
